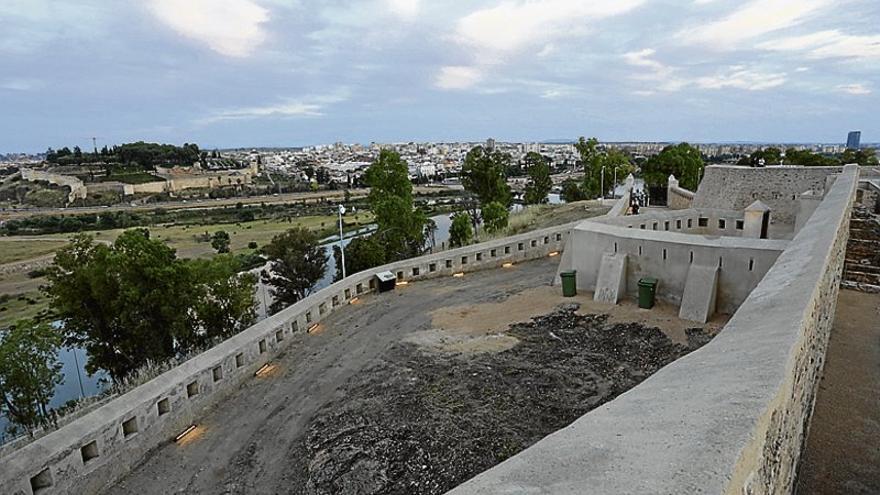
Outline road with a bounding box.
[105,258,558,495]
[0,185,458,221]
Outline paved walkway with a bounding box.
[797,289,880,494]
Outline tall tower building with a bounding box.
[846,131,861,149]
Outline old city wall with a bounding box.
[449,165,859,495]
[20,168,87,203]
[694,165,843,224]
[0,221,577,495]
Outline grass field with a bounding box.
[0,290,49,329]
[71,213,375,259]
[0,239,69,265]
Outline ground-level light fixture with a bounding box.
[548,251,560,257]
[307,323,320,333]
[396,280,409,286]
[254,363,273,377]
[349,297,360,304]
[175,425,198,443]
[502,262,514,268]
[452,272,465,278]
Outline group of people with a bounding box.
[629,189,648,215]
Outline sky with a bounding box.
[0,0,878,152]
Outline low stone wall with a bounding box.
[448,165,859,495]
[0,222,574,495]
[667,175,695,210]
[593,207,749,237]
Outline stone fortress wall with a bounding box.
[693,165,843,224]
[449,165,861,495]
[19,168,88,204]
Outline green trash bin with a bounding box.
[560,271,577,297]
[638,277,658,309]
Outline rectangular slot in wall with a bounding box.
[544,236,549,244]
[187,381,199,398]
[749,258,754,271]
[663,248,667,261]
[157,398,171,415]
[30,468,53,493]
[80,441,99,464]
[688,219,693,228]
[122,417,138,437]
[259,339,267,353]
[305,311,312,323]
[344,288,351,299]
[275,329,284,343]
[396,271,403,281]
[518,242,524,251]
[676,220,682,229]
[412,267,420,276]
[212,365,223,382]
[235,353,244,368]
[476,253,482,261]
[429,263,437,272]
[555,233,562,241]
[446,259,452,268]
[461,256,468,265]
[718,219,726,229]
[736,220,744,230]
[332,295,339,307]
[530,240,537,247]
[698,217,708,227]
[356,283,363,294]
[664,221,669,231]
[505,246,511,254]
[490,249,497,257]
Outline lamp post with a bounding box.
[601,165,606,200]
[613,166,618,198]
[338,204,347,279]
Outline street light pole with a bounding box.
[601,166,606,200]
[338,204,347,279]
[613,167,618,198]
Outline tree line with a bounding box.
[46,142,202,169]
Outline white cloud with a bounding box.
[435,66,484,90]
[837,83,871,95]
[147,0,269,57]
[386,0,420,19]
[677,0,834,48]
[0,78,43,91]
[199,89,350,123]
[696,66,787,91]
[453,0,644,55]
[623,50,786,93]
[758,30,880,61]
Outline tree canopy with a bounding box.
[0,320,63,433]
[262,227,328,314]
[641,142,705,191]
[575,137,635,198]
[482,201,509,234]
[461,146,512,207]
[448,212,473,248]
[364,149,427,260]
[523,152,552,205]
[44,230,256,380]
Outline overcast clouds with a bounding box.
[0,0,877,151]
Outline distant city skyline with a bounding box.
[1,0,878,153]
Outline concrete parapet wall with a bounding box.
[448,165,859,495]
[668,175,695,210]
[0,220,575,495]
[593,207,749,237]
[560,221,787,314]
[694,165,843,225]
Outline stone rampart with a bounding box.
[448,165,859,495]
[694,165,843,225]
[0,221,574,495]
[667,175,695,210]
[20,168,87,203]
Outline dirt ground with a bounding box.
[796,289,880,495]
[105,258,719,495]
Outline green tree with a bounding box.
[575,137,636,198]
[261,227,328,314]
[448,212,473,248]
[0,320,63,433]
[365,150,427,260]
[482,201,509,234]
[211,230,231,254]
[841,148,878,166]
[642,143,705,191]
[461,146,512,207]
[560,179,586,203]
[186,256,257,348]
[45,231,195,380]
[332,235,386,281]
[523,152,552,205]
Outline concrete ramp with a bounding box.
[594,253,627,304]
[679,264,719,323]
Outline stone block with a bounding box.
[679,264,719,323]
[594,253,627,304]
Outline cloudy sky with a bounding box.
[1,0,878,152]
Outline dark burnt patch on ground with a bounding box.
[290,305,714,495]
